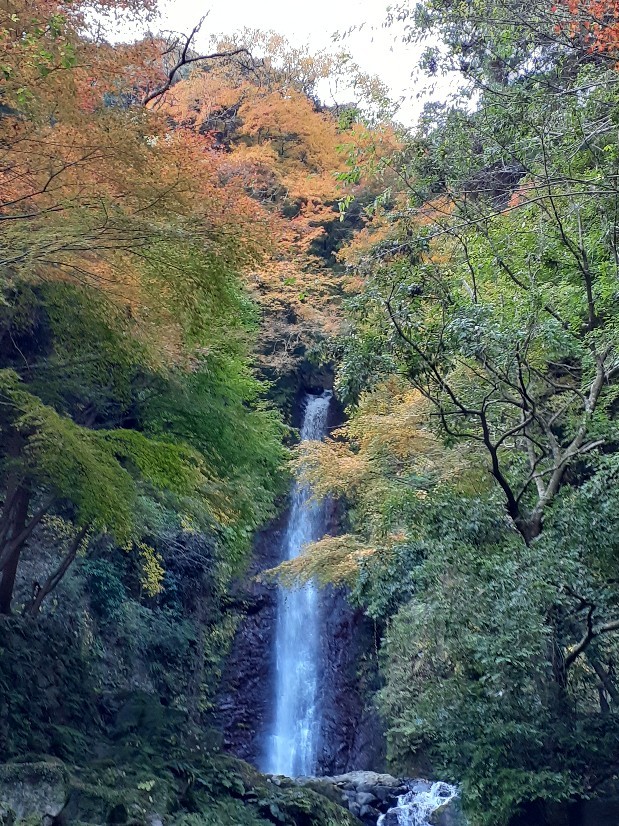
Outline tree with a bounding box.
[289,0,619,819]
[159,33,399,388]
[0,2,288,615]
[339,0,619,545]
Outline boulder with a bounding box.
[0,762,69,824]
[374,785,400,802]
[349,801,361,817]
[335,771,402,789]
[430,797,466,826]
[410,780,433,794]
[289,770,411,822]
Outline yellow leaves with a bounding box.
[0,16,281,369]
[265,530,420,589]
[353,381,441,464]
[151,35,405,378]
[295,438,367,499]
[414,195,455,227]
[277,379,474,587]
[265,534,377,587]
[135,542,165,597]
[297,378,460,497]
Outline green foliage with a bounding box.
[0,617,98,759]
[143,362,288,568]
[324,4,619,820]
[81,558,127,619]
[0,368,207,542]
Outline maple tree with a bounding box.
[0,0,399,615]
[551,0,619,56]
[0,0,288,615]
[159,33,399,386]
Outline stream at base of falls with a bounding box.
[377,781,459,826]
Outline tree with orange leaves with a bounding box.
[0,1,287,617]
[159,34,399,392]
[551,0,619,56]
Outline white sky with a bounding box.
[145,0,433,124]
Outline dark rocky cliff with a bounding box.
[217,380,384,774]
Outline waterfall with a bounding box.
[263,390,332,777]
[378,781,459,826]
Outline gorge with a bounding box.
[4,0,619,824]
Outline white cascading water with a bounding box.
[378,781,459,826]
[264,390,332,777]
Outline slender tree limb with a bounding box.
[141,18,253,107]
[24,524,90,617]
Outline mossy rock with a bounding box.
[0,754,359,826]
[0,762,69,824]
[273,786,359,826]
[165,755,360,826]
[430,797,466,826]
[61,765,173,826]
[170,800,272,826]
[208,757,360,826]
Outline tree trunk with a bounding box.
[24,524,89,617]
[0,485,30,614]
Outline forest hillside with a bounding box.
[2,1,619,825]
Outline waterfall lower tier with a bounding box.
[263,390,332,777]
[378,781,459,826]
[278,773,461,826]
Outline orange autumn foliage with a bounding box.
[1,6,399,377]
[0,0,274,366]
[160,50,380,373]
[552,0,619,55]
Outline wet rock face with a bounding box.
[0,763,69,824]
[317,585,385,774]
[217,508,286,766]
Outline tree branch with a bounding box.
[141,18,253,106]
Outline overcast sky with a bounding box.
[142,0,433,124]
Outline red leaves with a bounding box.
[553,0,619,56]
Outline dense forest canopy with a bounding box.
[0,0,383,776]
[286,0,619,822]
[4,0,619,824]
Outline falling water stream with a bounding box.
[263,390,332,777]
[261,390,459,826]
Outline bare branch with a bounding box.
[141,18,253,107]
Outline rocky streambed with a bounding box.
[270,770,463,826]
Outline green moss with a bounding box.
[172,800,271,826]
[0,618,99,761]
[0,754,359,826]
[0,762,69,825]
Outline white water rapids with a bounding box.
[378,781,459,826]
[263,391,332,777]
